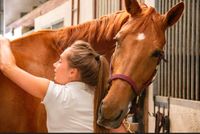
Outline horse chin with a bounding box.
[97,109,127,129]
[97,118,122,129]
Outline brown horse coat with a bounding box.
[0,11,129,132]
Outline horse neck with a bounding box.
[56,11,129,51]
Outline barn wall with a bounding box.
[34,1,69,30]
[148,85,200,132]
[145,0,200,132]
[79,0,94,23]
[170,99,200,132]
[4,0,44,26]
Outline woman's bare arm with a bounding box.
[0,36,49,99]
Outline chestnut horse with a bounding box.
[97,0,184,129]
[0,0,184,132]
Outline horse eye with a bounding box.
[152,50,162,57]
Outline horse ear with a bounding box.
[163,2,184,28]
[125,0,142,16]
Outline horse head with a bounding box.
[97,0,184,128]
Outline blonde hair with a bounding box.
[67,40,109,133]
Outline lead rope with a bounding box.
[123,114,139,133]
[122,96,141,133]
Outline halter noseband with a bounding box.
[110,74,140,95]
[109,55,163,96]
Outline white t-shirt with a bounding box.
[42,81,94,132]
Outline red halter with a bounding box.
[109,55,163,96]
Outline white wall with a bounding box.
[147,84,155,133]
[4,26,22,40]
[5,0,95,39]
[169,99,200,132]
[4,0,47,26]
[34,0,70,30]
[35,0,95,30]
[79,0,94,23]
[144,0,155,8]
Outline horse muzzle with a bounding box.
[97,101,128,129]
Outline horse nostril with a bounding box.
[97,101,105,125]
[98,101,104,115]
[113,110,123,121]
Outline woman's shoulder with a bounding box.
[65,81,87,88]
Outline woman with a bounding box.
[0,36,126,133]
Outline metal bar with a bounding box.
[71,0,74,25]
[167,0,172,97]
[182,0,187,99]
[160,0,165,96]
[171,0,176,98]
[154,0,159,96]
[195,0,200,100]
[190,0,195,100]
[178,0,183,99]
[157,0,161,95]
[186,1,191,100]
[174,0,179,98]
[162,107,165,133]
[77,0,80,24]
[93,0,97,19]
[164,0,169,97]
[119,0,122,10]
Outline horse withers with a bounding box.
[97,0,184,129]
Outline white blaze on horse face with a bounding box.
[137,33,145,41]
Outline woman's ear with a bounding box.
[70,68,81,81]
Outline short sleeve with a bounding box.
[41,81,71,106]
[42,81,55,104]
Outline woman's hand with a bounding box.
[0,35,49,99]
[0,35,16,70]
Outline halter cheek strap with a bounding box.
[109,63,141,96]
[109,58,160,96]
[110,74,140,95]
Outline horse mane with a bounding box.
[55,10,130,51]
[11,10,129,56]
